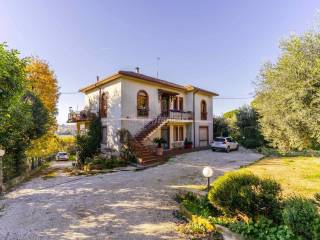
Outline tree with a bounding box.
[236,105,264,148]
[213,116,229,137]
[0,43,27,125]
[26,57,59,115]
[254,31,320,151]
[223,109,240,140]
[25,57,60,157]
[0,44,50,180]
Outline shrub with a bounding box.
[178,215,221,239]
[76,117,101,164]
[177,192,221,218]
[208,172,282,220]
[312,217,320,240]
[88,155,125,170]
[230,217,297,240]
[282,196,319,240]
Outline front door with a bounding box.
[161,95,170,116]
[161,126,170,149]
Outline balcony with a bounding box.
[137,108,149,117]
[168,110,193,120]
[67,110,97,123]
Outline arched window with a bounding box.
[137,90,149,117]
[100,92,108,118]
[201,100,207,120]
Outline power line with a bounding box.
[60,92,80,95]
[215,97,253,99]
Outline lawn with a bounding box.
[236,156,320,198]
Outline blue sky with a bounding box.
[1,0,320,124]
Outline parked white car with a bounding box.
[211,137,239,153]
[56,152,69,161]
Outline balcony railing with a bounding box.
[167,110,193,120]
[137,108,149,117]
[67,110,97,123]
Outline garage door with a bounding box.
[199,127,209,147]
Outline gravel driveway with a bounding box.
[0,149,263,240]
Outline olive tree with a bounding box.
[254,32,320,151]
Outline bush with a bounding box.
[230,217,297,240]
[208,172,282,220]
[178,215,221,239]
[312,217,320,240]
[282,196,319,239]
[176,192,221,218]
[88,155,125,170]
[76,117,101,164]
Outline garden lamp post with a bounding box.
[0,149,5,192]
[202,166,213,192]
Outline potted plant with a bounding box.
[184,138,193,149]
[153,137,166,156]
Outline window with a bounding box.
[179,97,183,111]
[173,125,184,141]
[174,126,179,141]
[137,90,149,117]
[101,92,108,118]
[179,126,184,141]
[201,100,207,120]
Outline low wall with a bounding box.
[1,156,51,193]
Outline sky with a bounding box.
[1,0,320,124]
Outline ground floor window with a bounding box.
[173,125,184,142]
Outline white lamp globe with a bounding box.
[0,149,5,157]
[202,166,213,178]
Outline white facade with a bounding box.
[78,72,216,152]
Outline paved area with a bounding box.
[0,149,263,240]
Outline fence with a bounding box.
[0,155,54,192]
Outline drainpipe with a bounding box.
[95,76,101,118]
[193,90,199,149]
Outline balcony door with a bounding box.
[161,95,170,116]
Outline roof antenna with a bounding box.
[156,57,160,78]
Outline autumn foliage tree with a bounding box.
[0,44,50,179]
[25,57,60,157]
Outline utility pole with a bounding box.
[156,57,160,78]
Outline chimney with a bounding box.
[96,76,99,82]
[135,67,140,73]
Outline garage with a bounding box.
[199,126,209,147]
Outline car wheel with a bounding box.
[235,145,239,151]
[226,147,230,153]
[212,148,216,152]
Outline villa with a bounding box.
[68,69,218,164]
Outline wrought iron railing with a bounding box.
[67,110,97,123]
[201,112,207,120]
[168,110,193,120]
[137,108,149,117]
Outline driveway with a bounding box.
[0,149,263,240]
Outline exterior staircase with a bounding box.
[131,113,169,165]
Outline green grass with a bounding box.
[235,156,320,198]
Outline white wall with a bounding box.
[84,79,122,151]
[193,92,213,147]
[121,79,188,136]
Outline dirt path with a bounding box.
[0,149,263,240]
